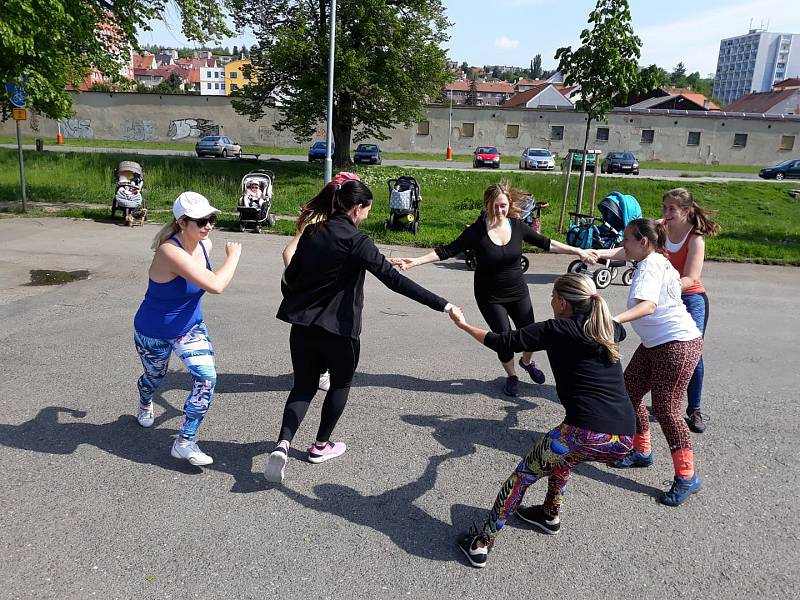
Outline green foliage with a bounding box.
[531,54,542,79]
[1,0,233,120]
[464,79,479,106]
[154,72,186,95]
[231,0,452,167]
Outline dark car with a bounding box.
[353,143,382,165]
[195,136,242,158]
[758,159,800,180]
[601,151,640,175]
[473,146,501,169]
[308,140,334,163]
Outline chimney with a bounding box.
[703,99,710,109]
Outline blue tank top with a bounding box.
[134,237,211,339]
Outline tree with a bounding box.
[154,72,186,95]
[1,0,233,121]
[232,1,452,167]
[460,61,469,72]
[464,79,479,106]
[531,54,542,79]
[233,46,239,58]
[555,0,660,211]
[670,62,688,88]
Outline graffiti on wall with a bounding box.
[121,119,157,141]
[59,119,95,139]
[167,118,219,140]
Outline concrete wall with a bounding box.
[3,91,799,165]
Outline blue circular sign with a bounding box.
[6,82,26,108]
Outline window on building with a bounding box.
[641,129,655,143]
[550,125,564,140]
[215,71,220,78]
[506,124,520,139]
[416,120,430,136]
[206,71,211,78]
[214,83,219,89]
[596,127,609,142]
[687,131,701,146]
[780,135,795,151]
[221,83,226,90]
[733,133,748,147]
[461,122,474,137]
[229,72,238,79]
[206,83,211,89]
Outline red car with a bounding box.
[473,146,501,169]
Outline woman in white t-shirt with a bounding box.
[591,218,703,507]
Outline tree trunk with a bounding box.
[575,118,592,215]
[332,92,353,168]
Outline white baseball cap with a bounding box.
[173,191,220,220]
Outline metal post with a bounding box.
[589,155,600,214]
[558,152,572,233]
[16,119,27,212]
[446,93,453,160]
[323,0,337,184]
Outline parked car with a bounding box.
[758,159,800,180]
[473,146,501,169]
[353,143,382,165]
[195,136,241,158]
[562,151,597,172]
[601,151,640,175]
[519,148,555,170]
[308,140,334,163]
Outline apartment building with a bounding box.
[713,29,800,105]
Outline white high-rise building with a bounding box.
[713,29,800,105]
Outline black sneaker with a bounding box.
[685,409,707,433]
[518,358,546,384]
[516,505,561,535]
[502,375,520,397]
[457,531,489,568]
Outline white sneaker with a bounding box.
[318,371,331,392]
[171,438,213,466]
[137,404,154,428]
[265,446,288,484]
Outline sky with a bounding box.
[138,0,800,78]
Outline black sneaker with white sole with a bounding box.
[457,532,489,568]
[516,505,561,534]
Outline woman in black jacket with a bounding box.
[390,181,594,396]
[265,173,456,484]
[449,273,635,568]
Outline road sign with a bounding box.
[12,108,27,121]
[5,81,26,108]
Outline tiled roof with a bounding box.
[133,54,158,69]
[724,89,799,113]
[445,81,515,93]
[503,83,551,107]
[773,78,800,89]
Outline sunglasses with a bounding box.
[185,214,217,228]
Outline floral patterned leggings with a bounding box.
[481,423,633,546]
[134,322,216,440]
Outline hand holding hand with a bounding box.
[447,305,466,326]
[397,257,417,271]
[581,249,599,265]
[225,241,242,259]
[386,257,404,267]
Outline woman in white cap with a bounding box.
[133,192,242,466]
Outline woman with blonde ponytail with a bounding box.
[448,273,635,569]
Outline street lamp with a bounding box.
[446,92,453,160]
[323,0,337,184]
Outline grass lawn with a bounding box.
[1,149,798,264]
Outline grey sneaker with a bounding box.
[170,438,213,466]
[137,404,154,428]
[685,409,706,433]
[265,444,289,483]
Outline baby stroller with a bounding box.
[237,170,276,233]
[565,191,642,288]
[464,194,549,273]
[386,176,421,235]
[111,160,147,226]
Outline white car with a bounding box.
[519,148,555,170]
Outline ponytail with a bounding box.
[297,179,373,232]
[151,219,180,251]
[553,274,620,363]
[628,218,667,255]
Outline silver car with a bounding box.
[195,136,242,158]
[519,148,555,170]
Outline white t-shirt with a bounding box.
[627,252,701,348]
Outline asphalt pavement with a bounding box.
[0,218,798,599]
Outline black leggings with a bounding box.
[477,295,535,363]
[278,324,361,443]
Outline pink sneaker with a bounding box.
[307,441,346,464]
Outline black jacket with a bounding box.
[484,314,635,435]
[277,213,448,338]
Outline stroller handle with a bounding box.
[568,211,599,220]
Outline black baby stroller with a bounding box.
[565,191,642,288]
[464,194,549,273]
[237,170,276,233]
[385,176,421,234]
[111,160,147,226]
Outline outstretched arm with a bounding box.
[387,250,440,271]
[448,306,488,344]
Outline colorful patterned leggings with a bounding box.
[624,338,703,453]
[134,322,216,440]
[481,423,633,545]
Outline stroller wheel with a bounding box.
[610,267,619,280]
[593,268,613,289]
[621,268,635,286]
[267,214,276,227]
[411,221,419,235]
[255,225,261,234]
[239,223,246,232]
[520,256,529,273]
[567,259,588,274]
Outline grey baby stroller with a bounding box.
[237,170,275,233]
[386,176,421,234]
[111,160,147,226]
